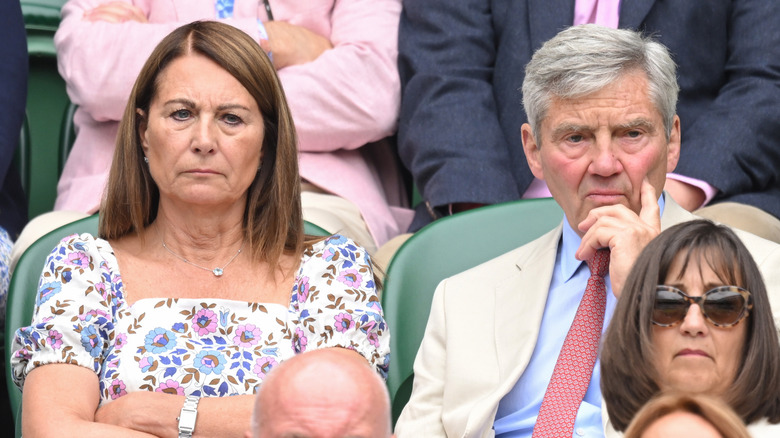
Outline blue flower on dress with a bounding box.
[144,328,178,354]
[37,282,62,306]
[171,322,186,333]
[219,308,230,327]
[80,325,102,358]
[326,235,348,246]
[193,350,227,375]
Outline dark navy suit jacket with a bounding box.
[399,0,780,230]
[0,0,28,238]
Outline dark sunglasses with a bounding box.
[652,285,753,328]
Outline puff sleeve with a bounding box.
[11,234,122,389]
[290,235,390,377]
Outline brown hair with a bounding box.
[624,392,750,438]
[601,220,780,430]
[100,20,304,266]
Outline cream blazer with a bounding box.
[394,195,780,437]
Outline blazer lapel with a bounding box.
[528,0,575,51]
[494,225,562,395]
[660,192,697,230]
[619,0,656,30]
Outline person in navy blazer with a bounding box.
[0,0,28,239]
[398,0,780,240]
[0,0,27,433]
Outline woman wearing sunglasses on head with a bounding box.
[601,219,780,436]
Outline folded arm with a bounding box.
[277,0,402,152]
[23,364,157,437]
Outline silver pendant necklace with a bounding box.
[161,238,245,277]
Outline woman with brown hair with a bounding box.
[601,219,780,436]
[11,21,388,437]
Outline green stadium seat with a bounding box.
[21,0,70,218]
[381,198,563,424]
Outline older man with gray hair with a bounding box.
[247,348,393,438]
[394,24,780,437]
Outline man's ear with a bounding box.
[137,109,149,155]
[521,123,544,180]
[666,115,681,173]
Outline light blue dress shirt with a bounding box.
[493,196,665,437]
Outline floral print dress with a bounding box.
[11,233,389,405]
[0,227,12,328]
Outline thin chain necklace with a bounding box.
[161,237,245,277]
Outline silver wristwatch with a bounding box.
[177,395,200,438]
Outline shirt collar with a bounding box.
[559,193,666,282]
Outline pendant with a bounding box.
[213,268,224,277]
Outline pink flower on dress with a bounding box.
[322,247,336,262]
[337,269,362,288]
[67,251,89,268]
[253,357,278,379]
[294,327,308,352]
[233,324,262,348]
[138,356,157,372]
[156,380,185,396]
[47,330,63,350]
[297,277,311,302]
[334,313,354,333]
[367,331,380,348]
[95,282,108,300]
[109,379,127,399]
[115,333,128,349]
[193,308,218,336]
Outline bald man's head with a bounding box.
[249,348,393,438]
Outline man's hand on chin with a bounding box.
[575,179,662,298]
[664,178,706,211]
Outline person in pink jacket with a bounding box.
[22,0,410,258]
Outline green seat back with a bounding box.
[303,221,330,237]
[21,0,71,218]
[381,198,563,423]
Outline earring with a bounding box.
[144,156,149,164]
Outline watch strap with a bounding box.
[177,395,200,438]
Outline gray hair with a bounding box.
[522,24,679,141]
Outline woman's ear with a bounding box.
[137,108,149,155]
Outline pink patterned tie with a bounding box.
[532,248,610,437]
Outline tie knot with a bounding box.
[587,248,610,277]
